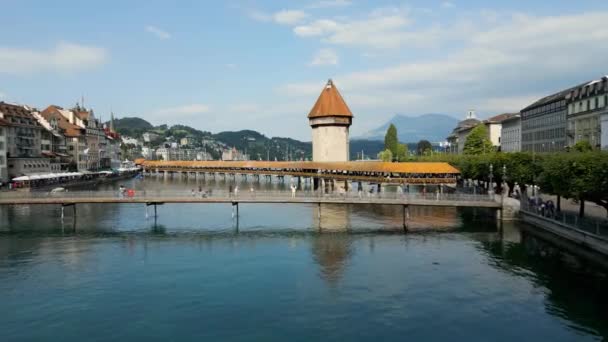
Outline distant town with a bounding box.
[0,74,607,187]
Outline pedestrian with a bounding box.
[191,189,196,197]
[234,185,239,198]
[198,186,203,198]
[250,186,255,198]
[436,187,440,201]
[118,185,125,198]
[291,184,297,198]
[228,184,233,198]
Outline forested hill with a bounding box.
[111,116,392,160]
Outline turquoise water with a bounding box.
[0,177,606,341]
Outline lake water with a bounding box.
[1,176,607,341]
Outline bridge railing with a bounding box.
[0,189,497,203]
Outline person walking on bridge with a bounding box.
[228,184,233,198]
[290,184,297,198]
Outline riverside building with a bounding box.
[520,88,572,153]
[566,76,607,149]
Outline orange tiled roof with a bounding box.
[40,106,85,137]
[140,160,460,175]
[308,79,353,119]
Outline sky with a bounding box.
[1,0,608,140]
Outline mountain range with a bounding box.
[358,113,459,143]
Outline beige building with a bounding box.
[308,79,352,162]
[566,76,607,149]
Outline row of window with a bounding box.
[521,112,566,130]
[570,95,608,115]
[522,100,566,118]
[572,79,608,99]
[522,128,566,142]
[22,162,50,169]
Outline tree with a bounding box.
[396,144,409,162]
[378,149,393,162]
[384,124,399,159]
[417,140,432,156]
[573,140,593,152]
[463,124,494,155]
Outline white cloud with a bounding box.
[250,9,308,26]
[225,63,237,69]
[274,10,308,25]
[307,0,352,9]
[154,104,210,116]
[294,7,422,49]
[441,1,455,9]
[0,42,107,75]
[249,10,272,22]
[145,25,171,40]
[310,48,339,66]
[280,10,608,128]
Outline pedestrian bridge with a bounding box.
[0,190,500,208]
[0,191,501,231]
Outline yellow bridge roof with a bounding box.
[138,160,460,175]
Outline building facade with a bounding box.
[0,102,52,179]
[500,114,521,152]
[602,113,608,151]
[41,105,87,171]
[520,89,571,153]
[0,118,8,183]
[566,76,607,149]
[308,79,352,162]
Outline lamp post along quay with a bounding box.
[488,163,494,197]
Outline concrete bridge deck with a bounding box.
[0,191,501,208]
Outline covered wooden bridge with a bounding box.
[136,160,460,185]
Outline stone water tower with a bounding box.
[308,79,353,162]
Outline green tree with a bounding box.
[396,144,409,162]
[572,140,593,152]
[384,124,399,159]
[417,140,432,156]
[463,124,494,155]
[378,149,393,162]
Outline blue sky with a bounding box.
[1,0,608,140]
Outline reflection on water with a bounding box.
[0,177,606,341]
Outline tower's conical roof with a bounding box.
[308,79,353,119]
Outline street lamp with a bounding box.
[488,163,494,196]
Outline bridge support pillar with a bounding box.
[232,202,239,225]
[318,202,322,229]
[402,205,409,232]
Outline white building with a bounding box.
[501,114,521,152]
[121,136,140,146]
[222,148,249,161]
[143,132,160,143]
[567,76,607,149]
[601,113,608,151]
[308,79,352,162]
